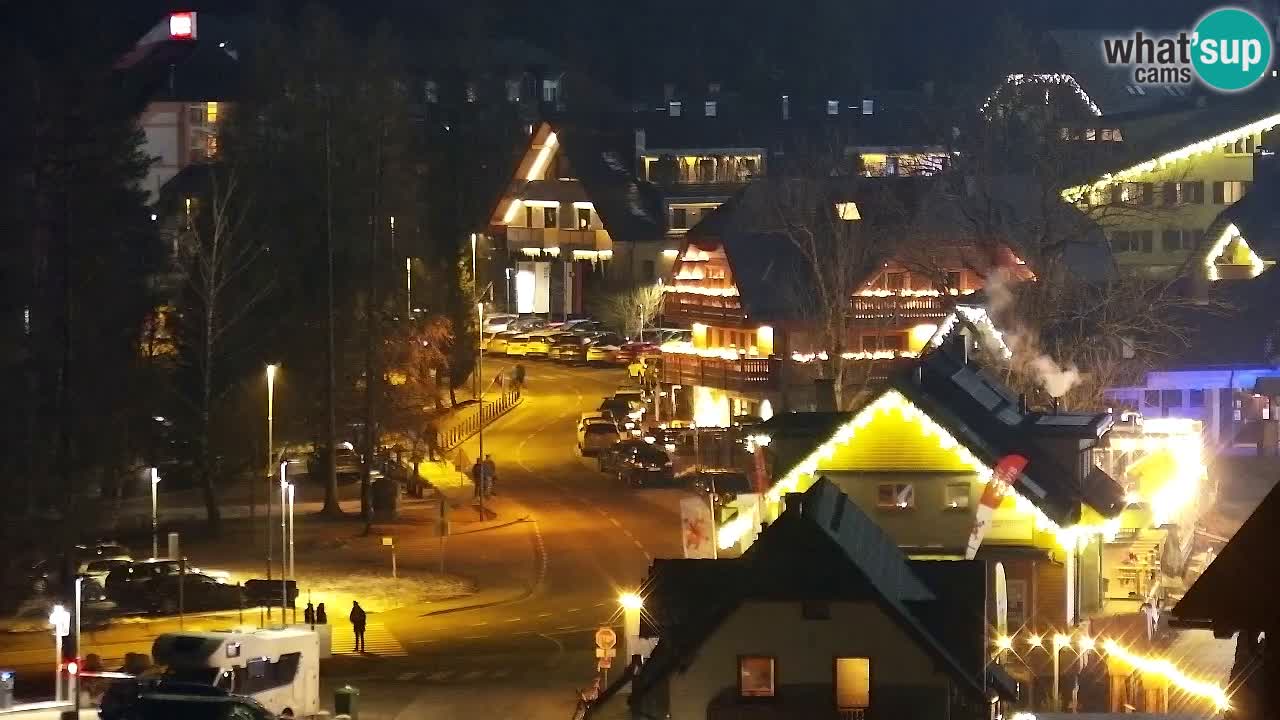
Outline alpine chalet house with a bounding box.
[658,177,1037,424]
[482,89,953,317]
[724,345,1211,710]
[588,479,1015,720]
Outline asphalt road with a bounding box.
[1,359,689,720]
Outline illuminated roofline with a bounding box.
[1204,222,1267,281]
[1063,112,1280,201]
[981,73,1102,117]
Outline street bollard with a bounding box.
[334,685,359,720]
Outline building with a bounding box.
[590,478,1014,720]
[115,11,248,201]
[481,90,953,319]
[656,176,1039,422]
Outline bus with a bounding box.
[151,629,319,718]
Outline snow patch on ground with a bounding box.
[293,571,475,614]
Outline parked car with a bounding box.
[142,574,244,614]
[504,334,531,357]
[551,335,592,362]
[645,425,694,454]
[689,470,754,505]
[486,330,518,354]
[523,330,561,358]
[617,341,660,365]
[106,559,229,607]
[483,313,518,334]
[79,556,134,584]
[101,681,276,720]
[78,542,131,559]
[618,444,675,487]
[614,388,650,406]
[578,420,622,456]
[597,439,652,473]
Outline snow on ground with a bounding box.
[290,571,474,614]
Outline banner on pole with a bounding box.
[965,454,1028,559]
[680,495,716,559]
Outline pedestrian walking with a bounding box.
[304,602,316,626]
[482,454,497,497]
[316,603,328,624]
[513,363,526,391]
[349,601,367,653]
[425,422,441,461]
[471,459,484,500]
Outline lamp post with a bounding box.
[476,302,486,520]
[1052,633,1070,711]
[265,364,278,589]
[280,461,288,622]
[150,467,161,558]
[73,576,82,712]
[48,604,69,702]
[619,592,643,668]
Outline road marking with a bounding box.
[608,517,622,528]
[461,634,490,640]
[426,670,454,681]
[460,670,487,681]
[397,671,419,681]
[634,539,646,550]
[504,617,522,622]
[492,668,511,678]
[567,607,580,612]
[536,612,551,617]
[557,625,576,630]
[470,621,490,626]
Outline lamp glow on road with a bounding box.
[1026,634,1043,649]
[619,592,643,611]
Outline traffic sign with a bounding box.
[597,656,613,670]
[594,627,617,650]
[595,647,617,658]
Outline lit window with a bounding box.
[1085,128,1096,141]
[705,101,717,117]
[1215,181,1250,204]
[835,658,870,711]
[541,78,559,104]
[862,99,874,115]
[945,482,970,509]
[739,656,775,697]
[877,483,914,509]
[577,208,591,230]
[465,82,477,103]
[543,206,558,229]
[206,102,219,124]
[669,101,682,117]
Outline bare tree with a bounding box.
[175,168,271,531]
[593,284,666,339]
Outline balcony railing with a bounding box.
[506,226,611,252]
[851,294,948,320]
[659,353,780,392]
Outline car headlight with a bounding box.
[624,422,635,429]
[665,443,676,452]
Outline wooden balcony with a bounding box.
[506,226,611,252]
[851,294,949,320]
[659,353,780,392]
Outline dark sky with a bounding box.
[10,0,1240,88]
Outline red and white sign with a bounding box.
[594,627,617,651]
[168,12,196,40]
[965,454,1028,559]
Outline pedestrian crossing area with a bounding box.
[330,619,408,657]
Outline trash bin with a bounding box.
[334,685,359,719]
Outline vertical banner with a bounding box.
[965,453,1028,559]
[994,562,1008,639]
[680,495,715,559]
[534,262,551,314]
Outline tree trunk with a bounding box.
[321,112,342,517]
[200,298,221,532]
[361,128,384,534]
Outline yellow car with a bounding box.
[487,332,516,354]
[504,335,531,356]
[523,330,559,358]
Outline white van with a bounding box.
[152,628,320,718]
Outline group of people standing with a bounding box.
[471,454,498,499]
[303,600,369,653]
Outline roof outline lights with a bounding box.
[1063,112,1280,202]
[1204,223,1267,281]
[980,74,1101,117]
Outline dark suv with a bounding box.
[618,445,675,487]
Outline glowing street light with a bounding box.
[265,364,279,595]
[49,604,70,702]
[994,635,1013,652]
[618,592,643,611]
[1026,634,1043,649]
[150,467,161,558]
[619,591,644,666]
[1077,635,1096,653]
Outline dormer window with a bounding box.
[704,100,717,117]
[669,101,682,117]
[826,100,840,116]
[862,99,874,115]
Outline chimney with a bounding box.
[814,379,836,412]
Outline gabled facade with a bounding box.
[593,478,1011,720]
[658,179,1033,424]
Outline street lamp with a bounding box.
[150,467,161,558]
[48,605,69,702]
[619,592,644,667]
[1052,633,1071,711]
[280,461,289,622]
[476,302,486,519]
[265,364,278,590]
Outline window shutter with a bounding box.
[1213,181,1225,204]
[1141,183,1154,205]
[1192,181,1205,203]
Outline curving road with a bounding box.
[325,359,687,719]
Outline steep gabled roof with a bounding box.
[1175,479,1280,632]
[628,478,999,709]
[1044,30,1201,116]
